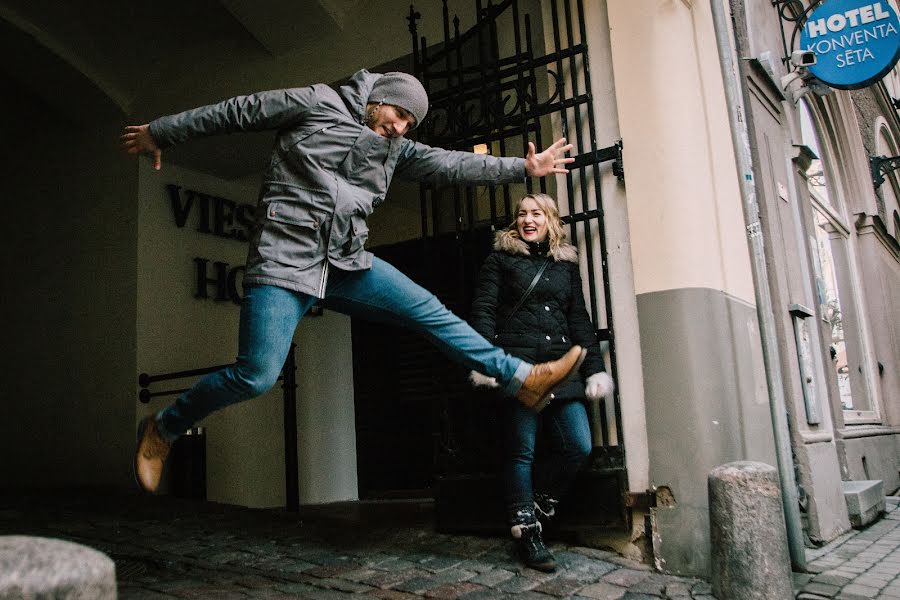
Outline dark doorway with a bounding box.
[351,228,496,499]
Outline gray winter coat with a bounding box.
[149,69,527,298]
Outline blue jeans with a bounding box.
[503,398,592,516]
[157,257,532,440]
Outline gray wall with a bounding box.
[0,80,137,489]
[639,288,775,576]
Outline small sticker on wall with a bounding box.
[778,181,789,202]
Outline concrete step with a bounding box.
[842,479,885,528]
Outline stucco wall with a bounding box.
[606,1,769,577]
[136,162,358,507]
[1,81,137,489]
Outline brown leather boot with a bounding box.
[516,346,587,412]
[134,416,171,494]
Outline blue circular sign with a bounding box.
[800,0,900,90]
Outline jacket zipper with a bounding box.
[318,260,329,297]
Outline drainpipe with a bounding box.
[709,0,807,571]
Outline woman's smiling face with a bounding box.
[516,197,549,243]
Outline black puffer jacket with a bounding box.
[470,230,605,399]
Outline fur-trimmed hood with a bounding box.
[493,229,578,263]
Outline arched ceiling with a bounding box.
[0,0,476,178]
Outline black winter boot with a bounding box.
[534,492,559,521]
[509,508,557,572]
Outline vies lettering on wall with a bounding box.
[167,184,253,305]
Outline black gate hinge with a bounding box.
[570,139,624,182]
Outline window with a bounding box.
[799,101,878,420]
[875,121,900,239]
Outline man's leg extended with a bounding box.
[324,258,530,396]
[323,258,584,406]
[136,284,315,493]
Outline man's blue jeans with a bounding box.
[157,258,532,440]
[503,398,592,517]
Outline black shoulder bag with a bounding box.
[495,258,551,337]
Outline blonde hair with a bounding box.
[507,193,569,255]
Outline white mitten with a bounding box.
[585,372,614,401]
[469,370,499,389]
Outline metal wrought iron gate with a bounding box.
[407,0,628,532]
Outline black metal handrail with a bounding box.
[137,344,300,511]
[138,364,233,404]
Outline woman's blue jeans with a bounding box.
[503,398,592,516]
[157,257,532,440]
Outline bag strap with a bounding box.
[497,258,551,334]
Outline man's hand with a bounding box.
[524,137,575,178]
[120,124,162,170]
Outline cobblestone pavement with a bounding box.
[5,490,900,599]
[0,490,712,600]
[793,498,900,600]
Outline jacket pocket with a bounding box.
[257,199,329,269]
[270,124,334,170]
[339,126,389,190]
[348,214,369,254]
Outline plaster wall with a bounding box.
[734,1,855,545]
[136,162,358,507]
[802,439,853,542]
[132,0,486,123]
[0,82,137,489]
[638,288,774,576]
[606,0,755,301]
[606,1,770,577]
[842,433,900,493]
[854,230,900,427]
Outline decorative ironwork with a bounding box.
[409,0,627,491]
[772,0,825,63]
[870,154,900,187]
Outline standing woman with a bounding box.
[468,193,614,571]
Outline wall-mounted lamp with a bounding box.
[473,143,489,155]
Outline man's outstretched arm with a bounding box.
[119,86,320,170]
[394,137,575,186]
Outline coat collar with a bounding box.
[337,69,381,125]
[493,229,578,263]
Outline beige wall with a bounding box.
[607,1,755,302]
[605,1,776,576]
[136,161,358,507]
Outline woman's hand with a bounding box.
[585,372,614,401]
[468,371,499,389]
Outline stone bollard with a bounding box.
[709,461,793,600]
[0,536,116,599]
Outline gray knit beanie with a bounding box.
[368,72,429,128]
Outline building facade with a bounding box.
[1,0,896,579]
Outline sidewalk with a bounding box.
[792,498,900,600]
[3,490,899,599]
